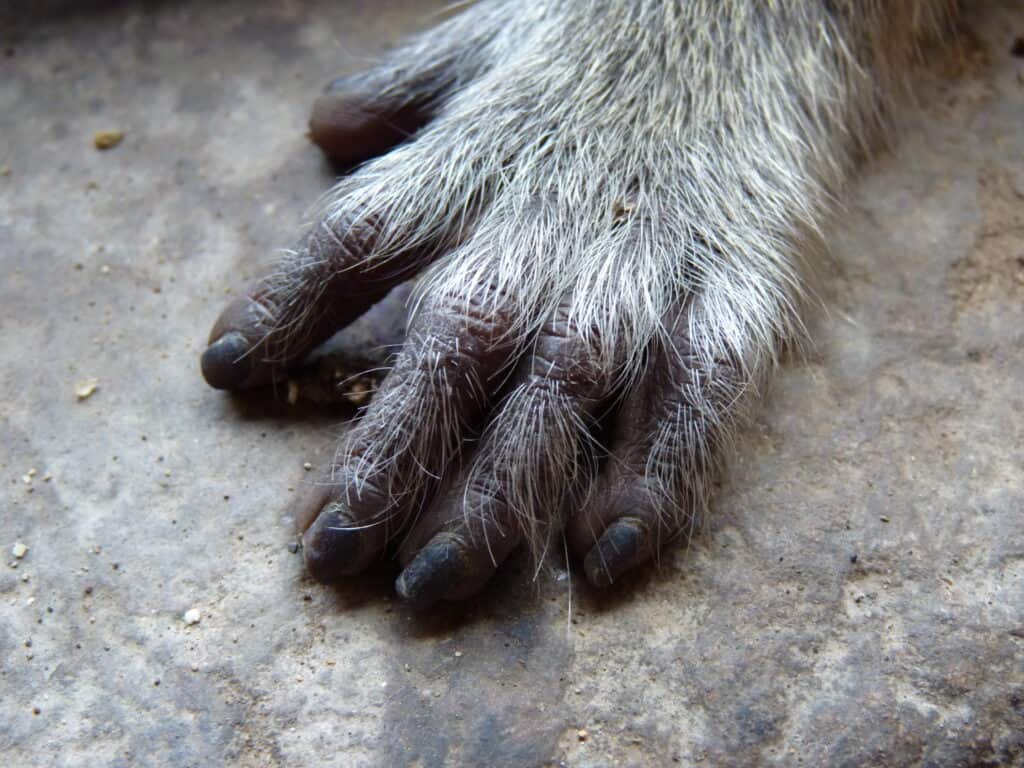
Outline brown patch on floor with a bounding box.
[949,167,1024,310]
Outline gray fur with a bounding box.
[282,1,959,556]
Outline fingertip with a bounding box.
[200,331,253,390]
[395,536,467,611]
[309,77,430,167]
[301,505,364,583]
[583,518,646,589]
[309,91,393,166]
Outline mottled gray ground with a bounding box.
[1,2,1023,766]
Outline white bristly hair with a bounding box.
[281,0,958,555]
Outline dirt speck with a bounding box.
[93,130,124,150]
[76,379,99,400]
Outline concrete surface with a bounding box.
[1,1,1023,766]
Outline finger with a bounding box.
[309,75,435,167]
[308,6,502,167]
[301,277,522,582]
[567,310,744,588]
[392,471,520,610]
[393,307,616,609]
[201,213,427,391]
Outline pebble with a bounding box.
[303,462,313,471]
[12,542,28,559]
[75,380,99,400]
[93,130,124,150]
[183,608,202,625]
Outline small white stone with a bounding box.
[75,379,99,400]
[12,542,28,559]
[183,608,202,625]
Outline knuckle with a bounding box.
[400,329,483,396]
[432,278,516,339]
[407,281,520,376]
[309,214,384,271]
[529,307,612,399]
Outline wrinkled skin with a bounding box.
[200,0,948,609]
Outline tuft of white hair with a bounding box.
[281,0,958,556]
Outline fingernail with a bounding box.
[302,505,362,583]
[200,332,252,390]
[584,519,644,589]
[395,537,466,611]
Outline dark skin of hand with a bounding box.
[201,76,713,609]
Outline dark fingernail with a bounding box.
[395,537,466,611]
[584,519,644,589]
[302,505,362,583]
[200,332,252,390]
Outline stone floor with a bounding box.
[1,2,1023,766]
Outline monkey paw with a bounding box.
[201,1,815,607]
